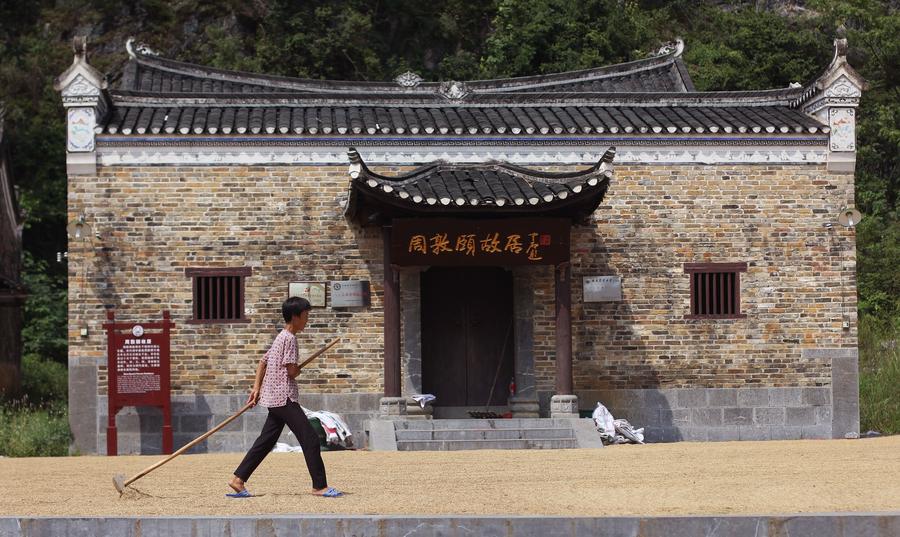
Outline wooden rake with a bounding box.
[113,337,341,495]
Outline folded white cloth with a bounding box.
[303,407,354,447]
[613,418,645,444]
[591,401,646,445]
[272,442,303,453]
[411,394,436,408]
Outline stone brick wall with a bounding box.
[68,166,388,396]
[542,164,855,392]
[68,161,858,451]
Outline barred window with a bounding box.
[185,267,251,323]
[684,263,747,319]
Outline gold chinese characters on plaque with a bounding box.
[392,218,570,266]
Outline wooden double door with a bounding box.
[421,267,514,407]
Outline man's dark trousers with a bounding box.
[234,401,327,490]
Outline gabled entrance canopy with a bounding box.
[343,149,615,413]
[344,147,615,226]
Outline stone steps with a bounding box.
[391,418,589,451]
[397,438,579,451]
[395,418,577,430]
[396,427,575,442]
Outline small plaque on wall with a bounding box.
[331,280,371,308]
[289,282,326,307]
[584,276,622,302]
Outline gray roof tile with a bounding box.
[100,103,829,136]
[97,45,830,138]
[345,147,615,224]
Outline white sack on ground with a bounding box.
[591,402,646,445]
[302,407,354,447]
[591,402,617,442]
[614,418,645,444]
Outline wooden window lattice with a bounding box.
[684,263,747,319]
[185,268,252,323]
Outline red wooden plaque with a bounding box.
[391,217,570,266]
[103,310,174,456]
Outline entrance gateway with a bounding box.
[422,266,514,411]
[345,148,614,422]
[400,217,570,416]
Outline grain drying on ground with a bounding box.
[3,437,899,516]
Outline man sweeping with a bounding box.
[227,297,342,498]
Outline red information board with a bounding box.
[103,310,173,456]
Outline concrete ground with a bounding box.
[2,436,899,517]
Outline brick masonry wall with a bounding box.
[532,164,857,392]
[68,166,388,396]
[68,161,858,451]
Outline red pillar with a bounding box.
[383,226,401,398]
[555,262,573,395]
[106,310,118,456]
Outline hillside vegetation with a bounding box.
[1,0,897,436]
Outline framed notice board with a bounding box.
[103,310,174,455]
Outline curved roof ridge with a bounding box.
[498,148,615,179]
[348,147,615,185]
[468,40,689,92]
[344,147,615,220]
[107,86,805,107]
[120,38,692,95]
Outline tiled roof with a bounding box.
[94,40,829,138]
[116,41,694,95]
[102,100,826,136]
[344,148,614,224]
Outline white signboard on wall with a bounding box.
[289,282,326,307]
[331,280,370,308]
[584,276,622,302]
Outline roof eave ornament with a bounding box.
[395,71,424,88]
[347,147,370,179]
[439,80,469,101]
[54,36,108,97]
[54,36,108,175]
[800,25,868,114]
[654,39,685,58]
[818,25,868,92]
[592,147,616,176]
[798,26,869,169]
[125,37,161,59]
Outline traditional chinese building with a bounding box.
[0,105,27,397]
[58,34,866,454]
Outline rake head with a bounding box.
[113,474,127,495]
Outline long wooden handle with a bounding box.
[124,402,253,488]
[123,337,341,488]
[299,337,341,369]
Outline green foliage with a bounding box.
[682,5,830,91]
[0,335,70,457]
[21,253,68,364]
[859,316,900,434]
[20,354,68,405]
[483,0,671,78]
[857,214,900,317]
[0,401,71,457]
[241,0,497,81]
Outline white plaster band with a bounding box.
[95,145,829,166]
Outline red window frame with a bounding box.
[684,262,747,319]
[185,267,252,324]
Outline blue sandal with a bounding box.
[226,489,253,498]
[319,487,343,498]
